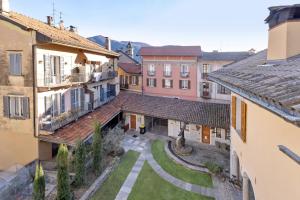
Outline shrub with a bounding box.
[103,126,124,156]
[33,162,45,200]
[204,161,223,175]
[74,140,86,187]
[57,144,71,200]
[92,122,102,175]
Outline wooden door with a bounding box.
[202,126,210,144]
[130,115,136,129]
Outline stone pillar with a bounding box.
[243,174,250,200]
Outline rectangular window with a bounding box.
[148,64,156,76]
[131,76,138,85]
[180,80,190,89]
[163,79,173,88]
[3,96,29,119]
[180,64,189,77]
[201,82,211,98]
[213,128,222,138]
[225,129,230,140]
[202,64,210,79]
[147,78,156,87]
[217,84,230,94]
[71,89,80,110]
[232,96,247,143]
[164,64,172,77]
[9,52,22,76]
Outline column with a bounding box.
[243,174,249,200]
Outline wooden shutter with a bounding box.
[80,88,85,110]
[3,96,10,118]
[22,97,30,119]
[179,80,182,89]
[60,57,65,81]
[154,78,157,87]
[44,55,51,84]
[232,96,237,129]
[61,93,65,113]
[146,78,149,86]
[241,101,247,143]
[129,76,132,85]
[162,79,165,88]
[71,89,75,110]
[188,80,191,89]
[170,80,173,88]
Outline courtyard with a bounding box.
[91,132,242,200]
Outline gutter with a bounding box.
[209,76,300,125]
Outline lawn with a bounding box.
[91,150,140,200]
[151,140,213,187]
[128,161,214,200]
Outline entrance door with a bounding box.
[130,115,136,129]
[202,126,210,144]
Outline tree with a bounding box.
[92,122,102,175]
[74,140,86,186]
[57,144,71,200]
[33,162,45,200]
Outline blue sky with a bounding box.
[10,0,299,51]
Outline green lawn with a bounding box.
[128,161,214,200]
[91,150,140,200]
[151,140,213,187]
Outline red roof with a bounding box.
[118,62,142,74]
[140,46,202,56]
[39,103,121,146]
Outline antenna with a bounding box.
[59,11,63,22]
[52,0,56,25]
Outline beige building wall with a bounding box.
[267,20,300,60]
[0,20,38,170]
[230,93,300,200]
[118,68,142,92]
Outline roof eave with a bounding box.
[209,75,300,127]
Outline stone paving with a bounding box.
[119,133,242,200]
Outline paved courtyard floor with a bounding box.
[119,132,242,200]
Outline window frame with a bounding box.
[148,64,156,76]
[8,51,22,76]
[180,64,190,77]
[164,64,172,77]
[4,95,29,119]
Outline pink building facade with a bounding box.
[141,46,201,101]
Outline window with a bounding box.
[164,64,172,77]
[148,64,155,76]
[213,128,222,138]
[3,96,29,119]
[217,84,230,94]
[44,55,64,84]
[162,79,173,88]
[180,80,190,89]
[201,82,211,98]
[147,78,156,87]
[131,76,139,85]
[180,122,189,131]
[180,64,189,77]
[202,64,210,79]
[9,52,22,76]
[71,89,80,110]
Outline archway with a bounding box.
[242,172,255,200]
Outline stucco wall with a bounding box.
[124,112,144,131]
[118,68,142,92]
[0,20,38,170]
[230,93,300,200]
[142,56,198,100]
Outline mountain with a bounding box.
[88,35,151,62]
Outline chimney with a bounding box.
[0,0,10,15]
[47,16,53,26]
[59,20,64,30]
[69,25,77,33]
[248,48,256,55]
[105,37,111,51]
[265,5,300,60]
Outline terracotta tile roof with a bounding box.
[1,12,118,57]
[39,92,230,145]
[116,92,230,129]
[118,62,142,74]
[39,103,121,146]
[140,46,202,56]
[209,50,300,126]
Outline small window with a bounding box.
[180,80,190,89]
[217,84,230,94]
[180,64,189,77]
[163,79,173,88]
[213,128,222,138]
[9,52,22,76]
[148,64,155,76]
[202,64,210,79]
[225,129,230,140]
[164,64,172,76]
[147,78,156,87]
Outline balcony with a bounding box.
[163,71,172,77]
[93,91,116,109]
[202,73,209,80]
[147,70,156,76]
[38,73,87,88]
[39,103,92,132]
[180,72,190,78]
[89,71,118,83]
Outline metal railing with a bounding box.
[163,71,172,77]
[180,72,190,78]
[38,73,87,87]
[39,102,92,132]
[147,70,156,76]
[90,71,118,83]
[92,91,116,109]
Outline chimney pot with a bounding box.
[59,20,64,30]
[69,25,77,33]
[0,0,10,15]
[105,37,111,51]
[47,16,53,26]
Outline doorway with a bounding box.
[202,126,210,144]
[130,114,136,129]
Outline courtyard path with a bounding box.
[118,135,241,200]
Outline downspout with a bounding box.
[32,44,38,138]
